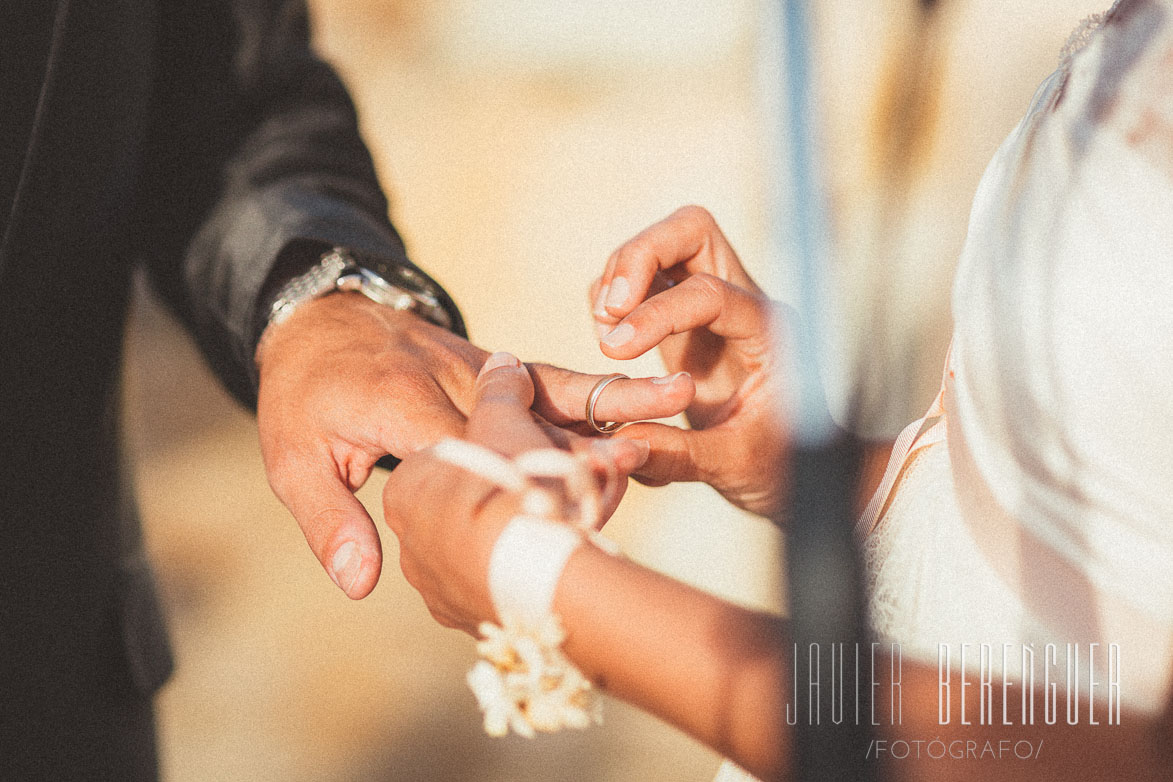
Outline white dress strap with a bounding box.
[853,345,953,540]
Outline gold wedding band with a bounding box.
[586,373,628,434]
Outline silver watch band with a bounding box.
[267,247,451,329]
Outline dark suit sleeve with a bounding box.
[134,0,462,407]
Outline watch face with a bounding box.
[354,264,451,329]
[377,262,438,300]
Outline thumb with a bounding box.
[267,455,383,599]
[465,352,549,455]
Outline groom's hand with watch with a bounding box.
[254,248,696,600]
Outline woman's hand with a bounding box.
[381,352,649,635]
[590,206,789,517]
[386,356,795,780]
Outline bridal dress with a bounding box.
[862,0,1173,716]
[720,2,1173,780]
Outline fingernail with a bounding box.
[629,439,651,467]
[480,351,521,375]
[600,323,635,348]
[331,541,363,595]
[605,276,630,310]
[652,371,690,386]
[593,284,611,318]
[595,321,611,338]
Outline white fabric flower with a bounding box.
[432,439,612,737]
[467,614,600,738]
[466,660,516,738]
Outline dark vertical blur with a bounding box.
[782,439,875,782]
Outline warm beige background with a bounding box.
[123,2,1103,780]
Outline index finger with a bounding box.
[596,205,759,323]
[528,363,696,428]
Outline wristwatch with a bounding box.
[267,246,455,331]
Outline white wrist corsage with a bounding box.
[467,615,602,737]
[432,439,617,738]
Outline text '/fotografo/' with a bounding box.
[866,738,1044,761]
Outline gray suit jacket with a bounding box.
[0,1,460,773]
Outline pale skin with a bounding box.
[590,205,788,516]
[590,204,890,516]
[383,207,1172,780]
[384,350,1172,782]
[254,291,697,598]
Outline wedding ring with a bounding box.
[586,373,628,434]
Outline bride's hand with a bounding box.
[590,206,788,517]
[382,352,649,635]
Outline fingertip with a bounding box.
[276,462,385,600]
[598,323,637,355]
[590,436,650,474]
[653,371,696,404]
[591,280,611,320]
[611,421,698,486]
[343,563,381,600]
[651,370,692,387]
[479,351,522,378]
[599,343,642,364]
[603,276,631,314]
[328,538,382,599]
[474,352,534,406]
[469,354,538,434]
[626,438,651,470]
[642,371,695,418]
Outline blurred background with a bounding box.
[122,1,1103,780]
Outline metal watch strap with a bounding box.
[267,247,453,330]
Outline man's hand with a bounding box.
[255,292,694,599]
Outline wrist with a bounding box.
[465,489,521,625]
[255,291,427,374]
[254,241,465,369]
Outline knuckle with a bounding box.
[375,367,439,406]
[637,296,674,329]
[675,204,716,230]
[428,606,458,629]
[679,431,720,483]
[688,274,729,318]
[301,505,353,542]
[264,453,304,501]
[263,459,291,498]
[615,236,654,272]
[690,272,725,297]
[398,550,423,587]
[665,441,697,482]
[382,493,406,533]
